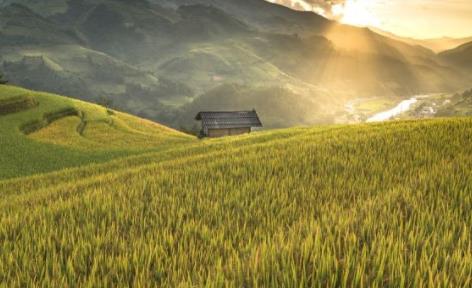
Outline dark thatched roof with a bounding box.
[195,111,263,130]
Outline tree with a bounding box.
[0,71,7,85]
[462,88,472,98]
[96,96,114,109]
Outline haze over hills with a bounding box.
[439,41,472,73]
[370,28,472,53]
[0,0,470,129]
[397,36,472,54]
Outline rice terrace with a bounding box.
[1,0,472,287]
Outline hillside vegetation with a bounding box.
[0,85,192,179]
[1,0,471,129]
[0,112,470,286]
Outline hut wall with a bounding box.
[229,127,251,135]
[208,128,230,138]
[207,127,251,138]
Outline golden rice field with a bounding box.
[0,112,471,286]
[0,85,192,179]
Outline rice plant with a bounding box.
[0,118,471,287]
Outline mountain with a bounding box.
[407,36,472,53]
[0,0,470,129]
[371,28,472,53]
[439,41,472,72]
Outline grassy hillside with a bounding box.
[0,85,192,179]
[0,114,470,286]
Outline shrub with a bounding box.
[0,71,8,85]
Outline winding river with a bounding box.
[366,97,418,122]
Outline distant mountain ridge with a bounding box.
[439,41,472,73]
[1,0,470,129]
[371,28,472,53]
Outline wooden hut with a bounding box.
[195,110,263,138]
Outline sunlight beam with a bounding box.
[332,0,380,28]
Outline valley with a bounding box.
[1,0,471,130]
[0,0,471,286]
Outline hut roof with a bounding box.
[195,111,263,129]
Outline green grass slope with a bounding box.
[0,117,470,286]
[0,85,192,180]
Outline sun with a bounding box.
[332,0,380,28]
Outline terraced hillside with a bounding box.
[0,108,471,285]
[0,85,192,179]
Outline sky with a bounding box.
[269,0,472,39]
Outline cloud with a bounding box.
[269,0,347,18]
